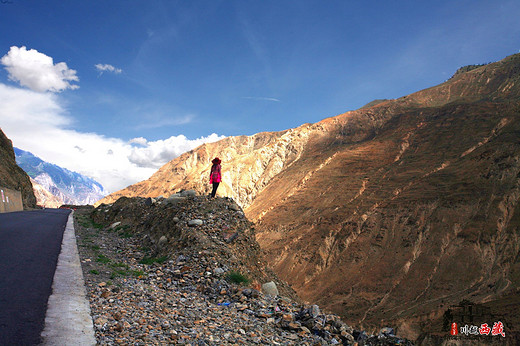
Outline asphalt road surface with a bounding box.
[0,208,70,345]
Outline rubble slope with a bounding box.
[83,196,413,345]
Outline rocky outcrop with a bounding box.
[97,53,520,340]
[0,129,36,209]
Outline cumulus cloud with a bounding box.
[0,82,225,193]
[1,46,79,92]
[95,63,122,74]
[128,133,225,169]
[129,137,148,146]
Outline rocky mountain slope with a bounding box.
[15,148,107,206]
[30,178,63,208]
[82,195,412,345]
[0,129,36,209]
[98,53,520,340]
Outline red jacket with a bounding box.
[210,164,221,184]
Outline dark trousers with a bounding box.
[211,182,220,198]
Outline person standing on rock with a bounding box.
[209,157,222,198]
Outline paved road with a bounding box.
[0,208,70,345]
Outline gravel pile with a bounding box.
[75,195,412,345]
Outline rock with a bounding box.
[282,313,293,321]
[180,190,197,197]
[353,330,368,342]
[165,196,186,205]
[188,219,203,227]
[261,281,279,296]
[158,236,168,246]
[109,221,121,229]
[144,197,156,206]
[310,304,320,318]
[95,317,108,326]
[285,333,299,340]
[229,203,240,211]
[213,268,225,275]
[286,322,300,330]
[341,331,355,343]
[301,326,311,334]
[379,326,395,337]
[224,232,239,243]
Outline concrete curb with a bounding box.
[41,211,96,345]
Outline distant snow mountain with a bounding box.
[14,147,107,206]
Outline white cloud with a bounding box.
[243,96,280,102]
[1,46,79,92]
[0,82,226,193]
[128,133,225,169]
[134,114,195,130]
[95,63,123,74]
[129,137,148,146]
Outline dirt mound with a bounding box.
[91,194,297,300]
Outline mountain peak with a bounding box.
[14,147,107,206]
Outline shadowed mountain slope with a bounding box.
[0,129,36,209]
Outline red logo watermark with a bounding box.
[456,321,505,337]
[450,322,458,335]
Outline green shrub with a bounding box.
[96,254,111,264]
[139,256,167,265]
[75,214,103,229]
[110,268,145,279]
[226,271,250,285]
[119,230,133,238]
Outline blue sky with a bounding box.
[0,0,519,192]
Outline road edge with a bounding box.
[40,210,97,345]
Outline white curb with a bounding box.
[41,211,96,345]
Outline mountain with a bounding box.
[0,129,36,209]
[30,178,63,208]
[15,148,107,206]
[98,53,520,339]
